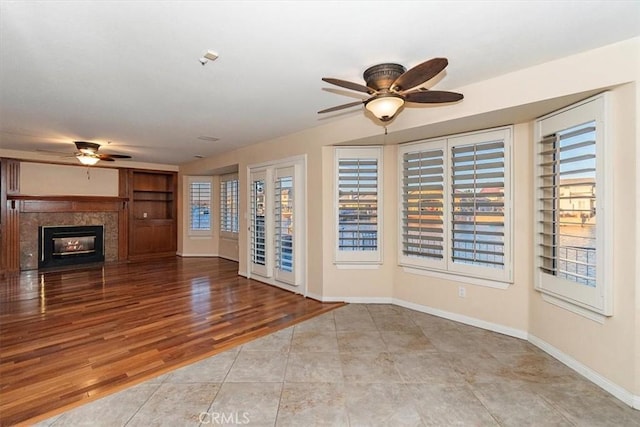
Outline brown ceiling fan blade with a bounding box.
[322,78,374,94]
[392,58,449,92]
[99,154,131,159]
[36,148,73,156]
[404,90,464,104]
[318,100,365,114]
[96,156,116,161]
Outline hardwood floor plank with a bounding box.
[0,257,342,426]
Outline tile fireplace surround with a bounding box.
[19,212,118,270]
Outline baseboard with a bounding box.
[304,294,392,304]
[392,298,528,340]
[528,334,639,410]
[176,252,218,257]
[276,291,639,409]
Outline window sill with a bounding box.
[335,263,381,270]
[220,232,239,241]
[187,234,213,240]
[401,266,511,290]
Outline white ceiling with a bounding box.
[1,1,639,165]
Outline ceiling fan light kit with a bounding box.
[365,94,405,122]
[76,153,100,166]
[71,141,132,166]
[320,57,463,123]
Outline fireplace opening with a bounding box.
[39,225,105,269]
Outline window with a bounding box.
[335,147,383,264]
[189,179,212,233]
[220,174,239,235]
[535,93,611,316]
[399,127,512,283]
[275,173,294,274]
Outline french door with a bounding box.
[248,159,304,291]
[274,166,295,284]
[250,170,271,278]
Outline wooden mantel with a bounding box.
[1,159,176,273]
[7,195,129,213]
[8,195,129,201]
[3,186,131,272]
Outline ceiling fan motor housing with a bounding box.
[363,63,406,91]
[74,141,100,153]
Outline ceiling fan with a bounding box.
[72,141,132,165]
[319,57,463,122]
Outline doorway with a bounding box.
[248,156,306,294]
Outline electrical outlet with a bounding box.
[458,286,466,298]
[143,212,148,218]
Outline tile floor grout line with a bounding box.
[122,382,163,427]
[273,322,297,426]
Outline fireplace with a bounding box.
[39,225,105,269]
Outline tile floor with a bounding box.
[36,304,640,426]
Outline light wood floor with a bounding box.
[0,257,342,426]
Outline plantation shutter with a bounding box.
[220,177,239,233]
[450,140,505,268]
[337,158,378,252]
[537,123,597,286]
[401,148,445,260]
[190,181,211,231]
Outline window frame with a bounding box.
[187,176,213,237]
[533,93,612,316]
[398,126,513,284]
[219,173,239,239]
[334,146,383,265]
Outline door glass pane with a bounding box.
[251,179,266,266]
[275,176,293,273]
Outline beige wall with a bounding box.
[636,68,640,401]
[178,175,218,257]
[180,132,336,294]
[391,122,532,334]
[529,83,638,394]
[6,37,636,401]
[20,162,119,196]
[319,144,396,300]
[179,38,639,400]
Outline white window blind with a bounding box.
[189,181,211,232]
[398,127,512,283]
[451,140,505,269]
[534,93,611,316]
[402,147,445,262]
[275,175,294,274]
[250,178,266,267]
[335,147,382,264]
[538,124,596,287]
[220,176,239,234]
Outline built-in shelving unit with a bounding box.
[128,169,177,260]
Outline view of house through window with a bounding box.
[189,180,211,232]
[399,127,512,283]
[335,147,382,264]
[220,175,239,234]
[538,123,597,287]
[535,93,610,315]
[450,140,506,269]
[275,175,293,273]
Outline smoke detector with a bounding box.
[199,50,219,65]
